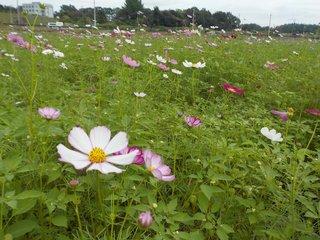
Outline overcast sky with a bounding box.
[2,0,320,26]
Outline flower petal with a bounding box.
[260,127,269,136]
[104,132,128,154]
[157,165,172,175]
[151,169,163,180]
[90,126,111,149]
[57,144,91,169]
[107,150,138,165]
[68,127,92,154]
[161,175,176,181]
[87,162,123,174]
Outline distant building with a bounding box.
[22,2,54,18]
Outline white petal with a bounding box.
[87,162,123,174]
[107,150,138,165]
[270,129,277,135]
[260,127,269,136]
[104,132,128,154]
[57,144,91,169]
[68,127,92,154]
[89,126,111,149]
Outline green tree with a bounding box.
[116,0,144,22]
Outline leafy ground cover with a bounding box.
[0,26,319,239]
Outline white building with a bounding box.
[22,2,54,18]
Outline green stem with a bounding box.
[0,181,4,231]
[306,121,318,150]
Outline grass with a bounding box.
[0,25,319,240]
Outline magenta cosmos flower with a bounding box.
[138,211,153,228]
[57,126,138,174]
[38,107,60,120]
[122,55,140,68]
[114,146,144,165]
[222,83,245,96]
[306,108,320,117]
[185,116,202,127]
[271,110,288,122]
[157,63,170,71]
[144,150,175,182]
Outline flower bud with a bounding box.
[138,211,153,228]
[69,179,79,187]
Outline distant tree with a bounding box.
[276,23,319,34]
[0,4,16,12]
[151,6,162,26]
[116,0,144,22]
[57,5,80,23]
[211,11,240,30]
[241,23,263,32]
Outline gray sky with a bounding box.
[2,0,320,26]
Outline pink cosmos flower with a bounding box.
[271,110,288,122]
[169,59,178,65]
[138,211,153,228]
[185,116,202,127]
[222,83,245,96]
[144,150,175,182]
[57,126,138,174]
[7,32,36,52]
[114,146,144,165]
[152,32,161,38]
[183,29,193,37]
[122,55,140,68]
[157,63,170,71]
[38,107,60,120]
[306,108,320,117]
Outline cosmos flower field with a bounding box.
[0,26,320,239]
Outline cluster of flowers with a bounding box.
[7,32,36,52]
[38,105,179,228]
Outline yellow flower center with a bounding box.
[287,107,294,117]
[89,148,106,163]
[148,166,155,172]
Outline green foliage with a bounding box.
[0,26,319,240]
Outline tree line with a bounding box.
[1,1,319,33]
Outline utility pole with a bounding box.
[17,0,21,25]
[9,6,13,24]
[192,8,195,29]
[93,0,97,27]
[267,14,272,36]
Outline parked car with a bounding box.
[47,22,64,29]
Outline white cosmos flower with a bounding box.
[125,39,135,45]
[42,49,53,55]
[260,127,283,142]
[101,56,111,62]
[59,62,68,69]
[171,69,182,75]
[134,92,147,97]
[53,50,64,58]
[145,43,152,47]
[57,126,138,174]
[156,55,167,63]
[163,74,169,79]
[193,62,206,68]
[183,60,205,68]
[147,59,157,65]
[182,60,193,68]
